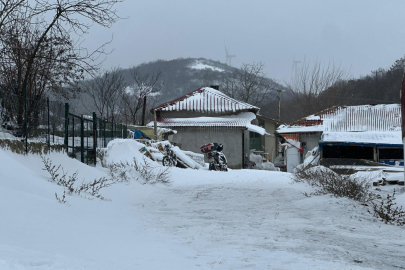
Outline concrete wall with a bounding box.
[171,126,244,169]
[261,121,278,162]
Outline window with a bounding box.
[378,148,403,160]
[322,145,374,160]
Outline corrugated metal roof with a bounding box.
[152,87,259,114]
[151,117,252,127]
[146,112,268,135]
[278,104,401,134]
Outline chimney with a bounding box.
[210,85,219,90]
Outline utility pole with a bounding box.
[141,95,147,126]
[277,90,282,122]
[153,109,157,140]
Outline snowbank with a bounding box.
[104,139,146,165]
[249,152,277,171]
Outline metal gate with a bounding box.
[64,103,127,166]
[64,104,97,165]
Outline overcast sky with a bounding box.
[85,0,405,82]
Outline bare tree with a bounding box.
[121,67,163,125]
[82,67,126,121]
[0,0,124,133]
[0,0,27,30]
[220,62,278,107]
[285,58,350,117]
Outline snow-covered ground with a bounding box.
[1,139,404,270]
[189,61,224,72]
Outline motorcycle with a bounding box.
[162,144,177,167]
[200,143,228,171]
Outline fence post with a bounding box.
[47,98,50,153]
[111,121,113,140]
[23,80,28,154]
[103,120,106,148]
[72,115,75,157]
[93,112,97,166]
[64,103,69,153]
[80,115,84,163]
[123,123,127,139]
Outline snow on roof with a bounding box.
[146,112,268,135]
[277,124,324,134]
[152,87,259,114]
[189,61,224,72]
[321,131,402,145]
[278,104,401,134]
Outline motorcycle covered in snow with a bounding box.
[162,144,177,167]
[200,143,228,171]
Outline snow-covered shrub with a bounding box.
[75,177,114,201]
[132,156,171,185]
[105,156,171,185]
[42,156,115,201]
[96,148,108,168]
[107,161,130,182]
[0,139,64,154]
[293,165,373,202]
[55,190,68,204]
[369,190,405,226]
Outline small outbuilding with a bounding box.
[147,86,279,169]
[277,104,403,171]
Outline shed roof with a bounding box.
[151,87,259,114]
[278,104,401,134]
[146,112,268,135]
[321,131,402,146]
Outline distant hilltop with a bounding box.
[119,57,287,104]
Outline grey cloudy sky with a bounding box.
[86,0,405,82]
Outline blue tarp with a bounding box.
[130,129,151,140]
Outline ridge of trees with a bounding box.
[260,57,405,124]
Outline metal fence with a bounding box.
[0,88,65,148]
[0,89,128,165]
[64,103,127,166]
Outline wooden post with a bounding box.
[154,109,157,140]
[277,90,282,122]
[141,95,147,126]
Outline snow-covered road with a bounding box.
[1,139,404,269]
[131,168,404,270]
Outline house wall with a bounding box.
[171,126,244,169]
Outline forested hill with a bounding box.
[119,57,286,104]
[321,58,403,106]
[267,57,405,124]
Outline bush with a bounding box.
[133,156,171,185]
[0,139,64,155]
[293,165,373,202]
[369,190,405,226]
[42,156,115,202]
[105,156,171,185]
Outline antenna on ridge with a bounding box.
[225,44,236,66]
